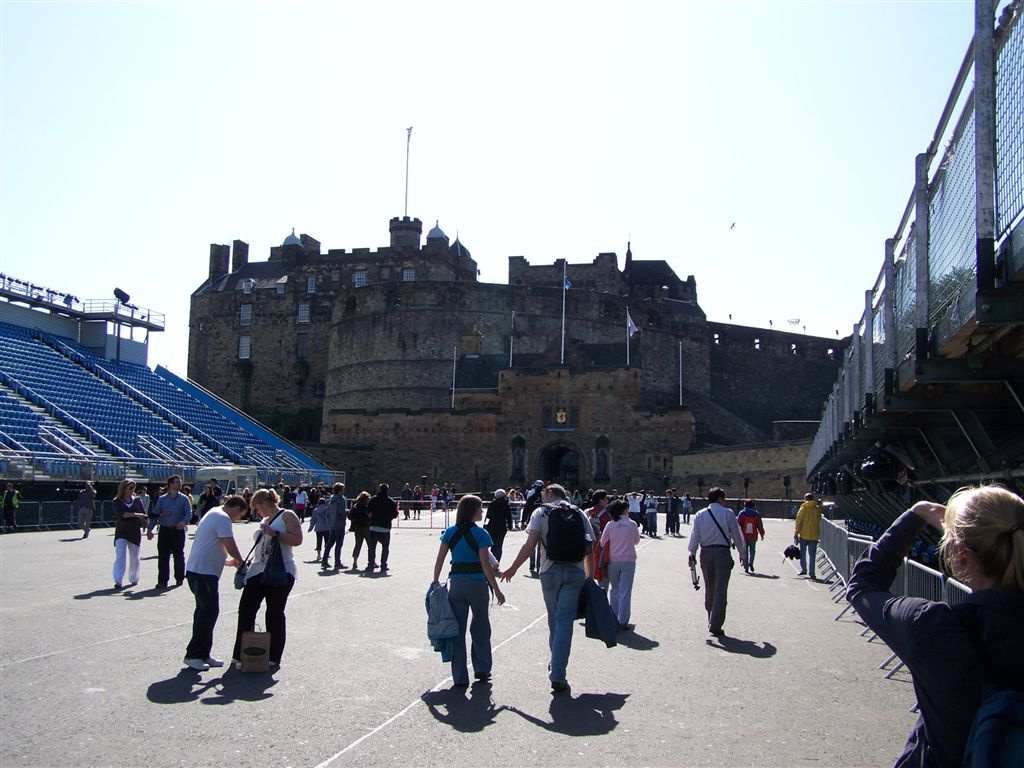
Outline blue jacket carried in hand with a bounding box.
[425,582,459,662]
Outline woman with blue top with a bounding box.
[431,494,505,686]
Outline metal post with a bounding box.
[914,153,931,334]
[450,345,457,409]
[678,341,683,405]
[884,237,898,363]
[864,289,875,399]
[974,0,997,291]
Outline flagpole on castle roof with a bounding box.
[404,127,412,218]
[626,307,630,367]
[560,261,567,366]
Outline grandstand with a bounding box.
[0,275,340,489]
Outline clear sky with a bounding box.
[0,1,983,376]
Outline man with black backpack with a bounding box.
[501,484,595,694]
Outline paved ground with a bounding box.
[0,518,916,768]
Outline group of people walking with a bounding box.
[69,471,1024,768]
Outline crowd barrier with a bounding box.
[815,518,974,686]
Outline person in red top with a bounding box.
[585,490,613,587]
[736,499,765,574]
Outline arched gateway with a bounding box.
[538,442,582,489]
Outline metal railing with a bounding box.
[807,1,1024,477]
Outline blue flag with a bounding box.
[564,276,572,290]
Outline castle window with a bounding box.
[237,335,251,360]
[754,338,761,350]
[402,267,416,282]
[239,303,252,327]
[297,303,310,324]
[713,333,720,345]
[275,277,287,296]
[354,270,367,288]
[791,343,798,355]
[242,279,254,294]
[306,275,317,293]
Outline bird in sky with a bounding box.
[730,222,736,230]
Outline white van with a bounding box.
[193,466,259,496]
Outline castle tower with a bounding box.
[389,216,422,249]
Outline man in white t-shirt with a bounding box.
[183,495,247,672]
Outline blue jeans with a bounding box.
[645,511,657,535]
[447,578,492,685]
[322,529,345,568]
[607,560,637,625]
[185,572,220,660]
[743,540,757,570]
[799,539,818,578]
[539,563,586,684]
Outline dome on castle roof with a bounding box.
[450,238,471,261]
[283,228,301,247]
[427,220,447,240]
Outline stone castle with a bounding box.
[189,216,844,491]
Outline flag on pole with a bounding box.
[564,275,572,290]
[627,310,638,337]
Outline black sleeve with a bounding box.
[847,510,936,656]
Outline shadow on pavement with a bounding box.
[421,682,504,732]
[72,586,124,600]
[147,668,277,705]
[123,587,169,601]
[746,573,780,580]
[59,537,86,542]
[615,631,659,651]
[706,637,777,658]
[507,691,629,735]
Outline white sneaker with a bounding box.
[205,656,224,668]
[184,658,210,671]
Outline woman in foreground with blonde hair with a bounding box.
[847,485,1024,767]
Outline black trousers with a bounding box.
[157,527,186,584]
[367,530,391,568]
[185,572,219,660]
[233,572,295,664]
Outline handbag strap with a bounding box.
[708,508,733,548]
[243,509,287,565]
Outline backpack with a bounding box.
[961,611,1024,767]
[543,503,588,563]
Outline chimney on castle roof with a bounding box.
[389,216,422,249]
[209,244,230,282]
[231,240,249,273]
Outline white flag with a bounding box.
[627,310,638,337]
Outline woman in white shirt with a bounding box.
[231,488,302,669]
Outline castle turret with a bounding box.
[389,216,422,249]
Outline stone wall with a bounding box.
[320,366,695,493]
[672,440,811,500]
[708,322,848,434]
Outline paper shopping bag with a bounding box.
[239,630,271,673]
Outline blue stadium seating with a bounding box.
[0,321,331,479]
